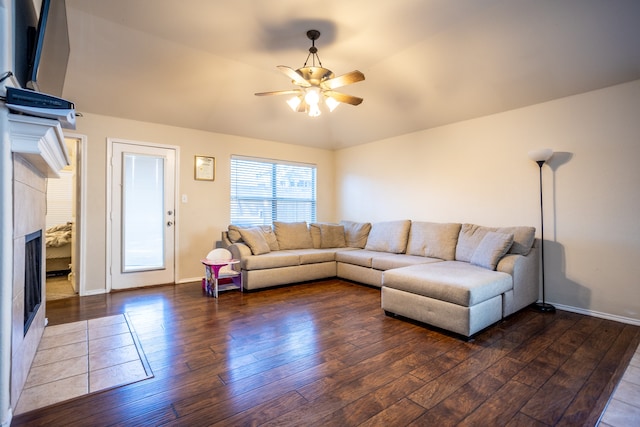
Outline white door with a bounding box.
[109,141,176,290]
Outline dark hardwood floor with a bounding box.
[13,279,640,426]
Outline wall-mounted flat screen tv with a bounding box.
[14,0,70,97]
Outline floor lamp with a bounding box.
[529,148,556,313]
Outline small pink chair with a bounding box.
[202,248,242,297]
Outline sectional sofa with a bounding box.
[222,220,539,337]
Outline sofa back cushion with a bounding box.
[365,220,411,253]
[493,226,535,255]
[407,222,461,260]
[456,223,536,262]
[340,221,372,248]
[309,223,347,249]
[273,221,314,250]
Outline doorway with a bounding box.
[45,135,87,300]
[107,139,178,290]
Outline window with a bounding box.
[231,156,316,226]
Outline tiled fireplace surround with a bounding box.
[7,114,69,413]
[11,154,47,411]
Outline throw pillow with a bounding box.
[238,227,271,255]
[364,220,411,253]
[470,231,514,270]
[309,223,323,248]
[455,224,490,262]
[227,225,243,243]
[259,225,280,251]
[273,221,314,250]
[407,222,461,260]
[340,221,371,248]
[319,224,346,248]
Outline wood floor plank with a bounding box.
[11,279,639,427]
[309,374,427,426]
[458,379,537,426]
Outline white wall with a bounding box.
[74,114,336,294]
[336,80,640,323]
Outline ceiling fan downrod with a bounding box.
[304,29,322,68]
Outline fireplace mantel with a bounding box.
[9,113,70,177]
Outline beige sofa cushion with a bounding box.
[310,223,346,249]
[228,225,243,243]
[371,254,441,270]
[456,224,536,262]
[407,222,461,261]
[273,221,314,250]
[309,223,322,248]
[261,226,280,251]
[228,225,279,251]
[382,261,512,306]
[238,227,271,255]
[243,252,300,270]
[335,249,379,268]
[470,231,514,270]
[320,224,346,248]
[365,220,411,253]
[340,221,371,248]
[494,226,535,255]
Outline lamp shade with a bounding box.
[528,148,553,163]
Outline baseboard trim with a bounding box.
[81,288,107,297]
[176,277,202,285]
[553,303,640,326]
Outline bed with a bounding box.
[45,222,72,274]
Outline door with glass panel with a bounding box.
[110,141,176,290]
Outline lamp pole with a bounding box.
[529,149,555,313]
[534,160,555,312]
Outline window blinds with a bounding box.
[230,156,317,226]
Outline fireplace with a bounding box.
[6,113,70,417]
[24,230,43,335]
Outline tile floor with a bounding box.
[599,341,640,426]
[15,314,152,415]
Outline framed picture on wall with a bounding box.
[195,156,215,181]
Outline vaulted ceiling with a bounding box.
[58,0,640,150]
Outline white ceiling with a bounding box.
[58,0,640,150]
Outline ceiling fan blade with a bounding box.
[325,91,363,106]
[277,65,311,87]
[254,90,302,96]
[321,70,365,90]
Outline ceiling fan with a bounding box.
[255,30,365,117]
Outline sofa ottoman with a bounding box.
[381,261,513,337]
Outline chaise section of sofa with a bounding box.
[381,223,538,337]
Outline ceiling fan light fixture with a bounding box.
[286,96,302,112]
[308,103,321,117]
[304,86,321,106]
[255,30,365,116]
[325,96,340,112]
